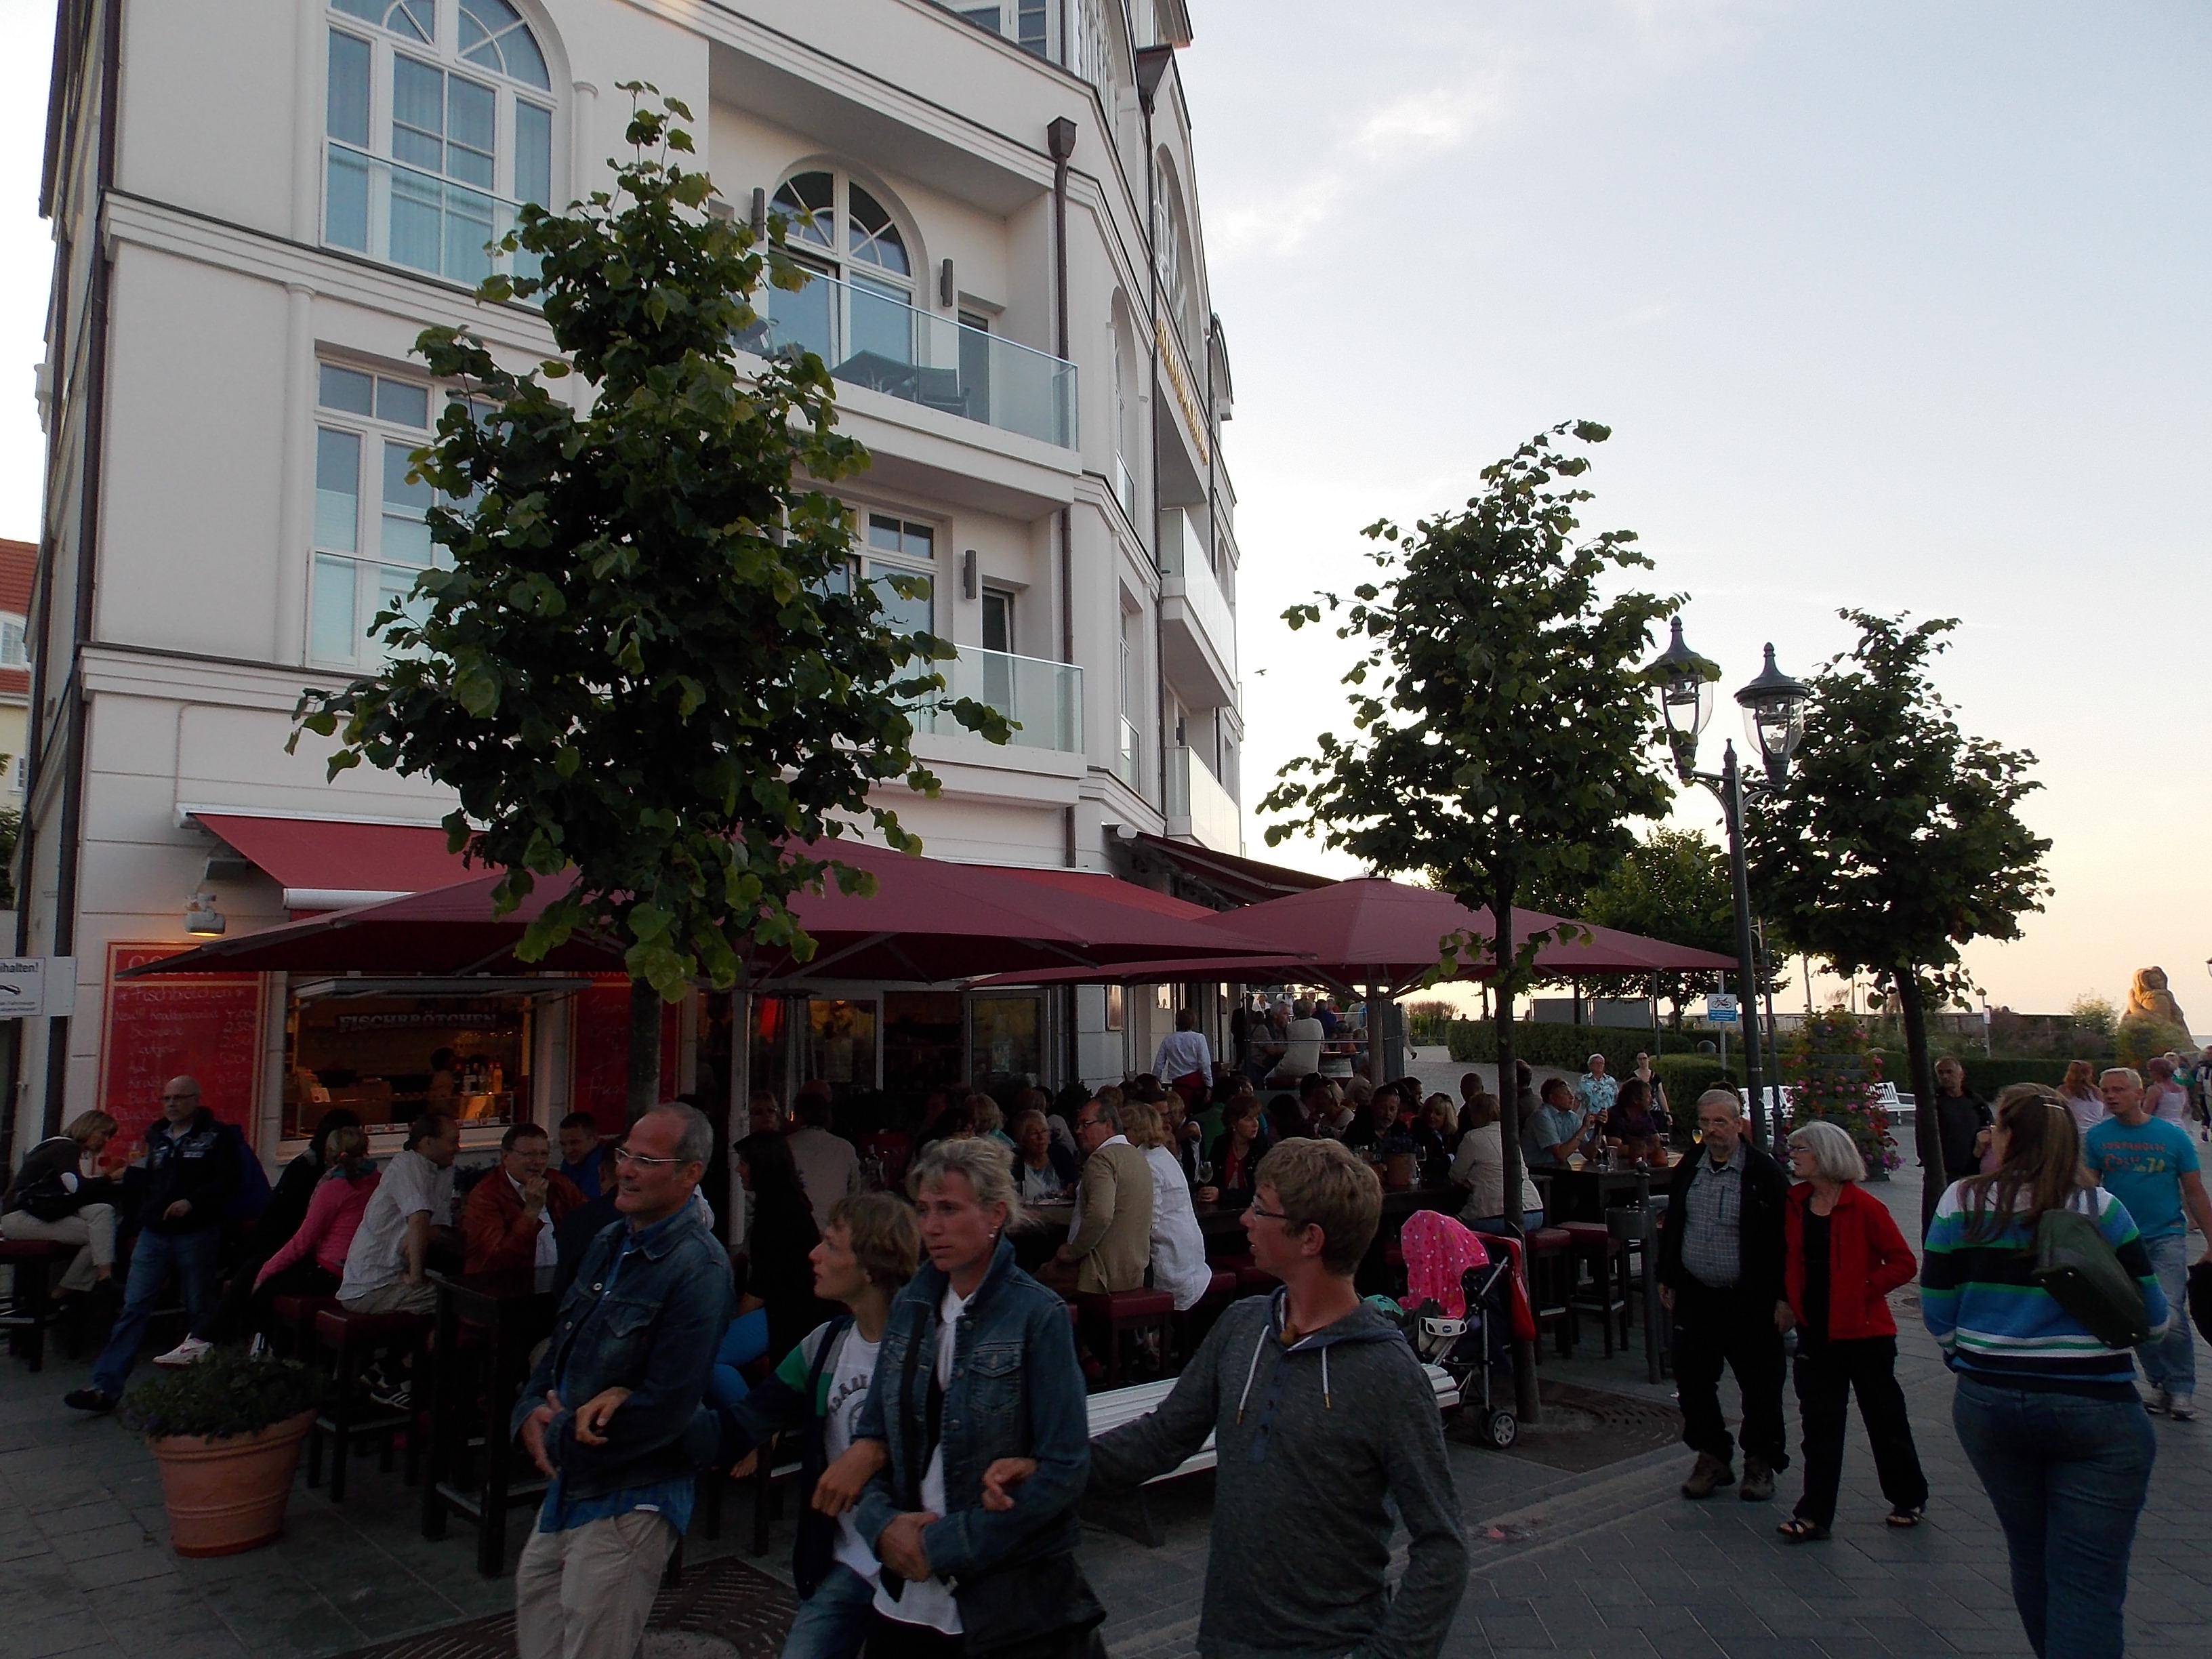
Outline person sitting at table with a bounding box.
[1051,1097,1154,1294]
[1244,1000,1290,1083]
[1522,1078,1595,1171]
[1632,1052,1674,1139]
[1450,1092,1543,1236]
[1418,1094,1464,1179]
[1267,998,1328,1085]
[1340,1081,1408,1155]
[964,1092,1017,1149]
[707,1257,772,1409]
[1010,1107,1078,1204]
[1201,1094,1273,1206]
[553,1138,623,1296]
[737,1130,834,1363]
[464,1122,586,1274]
[1303,1073,1355,1139]
[1605,1078,1669,1165]
[1124,1101,1213,1313]
[1158,1092,1206,1185]
[244,1122,380,1343]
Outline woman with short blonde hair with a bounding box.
[1,1109,121,1294]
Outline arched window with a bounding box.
[762,169,920,377]
[1152,154,1200,354]
[324,0,556,286]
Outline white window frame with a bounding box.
[308,361,448,670]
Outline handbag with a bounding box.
[2032,1193,2150,1349]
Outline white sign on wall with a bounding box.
[1704,992,1740,1027]
[0,957,78,1020]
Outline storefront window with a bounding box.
[805,998,878,1096]
[883,991,963,1097]
[970,994,1042,1091]
[285,993,529,1139]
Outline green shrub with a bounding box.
[120,1347,321,1441]
[1444,1019,1715,1073]
[1652,1056,1739,1110]
[1921,1056,2075,1096]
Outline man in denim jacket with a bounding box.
[513,1103,731,1659]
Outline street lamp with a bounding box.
[1647,617,1810,1147]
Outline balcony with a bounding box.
[1165,746,1241,855]
[323,142,536,291]
[912,647,1082,754]
[740,268,1077,450]
[1156,508,1237,708]
[1115,714,1142,790]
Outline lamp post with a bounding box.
[1648,619,1810,1147]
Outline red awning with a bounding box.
[190,811,474,912]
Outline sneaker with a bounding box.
[1680,1452,1736,1499]
[2142,1382,2172,1415]
[367,1371,412,1412]
[153,1336,213,1368]
[1740,1457,1777,1502]
[62,1387,117,1414]
[2167,1393,2195,1421]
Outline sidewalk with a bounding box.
[2,1135,2207,1659]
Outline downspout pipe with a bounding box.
[1048,115,1078,874]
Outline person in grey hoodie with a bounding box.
[984,1138,1467,1659]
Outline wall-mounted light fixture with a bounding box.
[941,258,956,308]
[962,548,978,599]
[750,187,766,239]
[184,890,226,936]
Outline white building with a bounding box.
[12,0,1250,1172]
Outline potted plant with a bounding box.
[121,1346,321,1557]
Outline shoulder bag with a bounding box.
[2033,1191,2151,1349]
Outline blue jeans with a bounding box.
[2136,1233,2195,1396]
[782,1562,875,1659]
[1466,1211,1546,1237]
[91,1227,221,1397]
[1952,1376,2156,1659]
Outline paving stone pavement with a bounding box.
[3,1134,2208,1659]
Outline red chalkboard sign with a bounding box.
[571,975,682,1130]
[101,944,264,1158]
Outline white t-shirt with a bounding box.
[1145,1145,1213,1311]
[823,1328,883,1584]
[339,1148,451,1300]
[1278,1017,1326,1076]
[874,1282,972,1633]
[1153,1029,1213,1082]
[788,1126,863,1233]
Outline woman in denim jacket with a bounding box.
[851,1137,1101,1659]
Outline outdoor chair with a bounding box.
[309,1305,430,1501]
[1077,1287,1174,1388]
[0,1238,76,1372]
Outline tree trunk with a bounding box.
[1895,968,1943,1230]
[1494,869,1540,1426]
[627,977,664,1123]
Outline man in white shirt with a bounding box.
[1269,998,1327,1084]
[1152,1007,1214,1091]
[340,1111,459,1314]
[787,1086,864,1233]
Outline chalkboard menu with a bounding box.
[100,943,264,1155]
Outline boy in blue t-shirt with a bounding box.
[2084,1067,2212,1419]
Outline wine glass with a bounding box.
[1194,1160,1214,1186]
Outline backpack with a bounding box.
[2033,1191,2151,1349]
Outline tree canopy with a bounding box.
[1550,827,1735,1023]
[1745,610,2049,1221]
[295,92,1003,1012]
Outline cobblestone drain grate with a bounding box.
[330,1555,798,1659]
[1454,1378,1683,1474]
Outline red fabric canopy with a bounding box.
[123,840,1292,984]
[973,876,1734,996]
[190,812,473,911]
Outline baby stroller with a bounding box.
[1395,1210,1519,1450]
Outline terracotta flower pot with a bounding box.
[148,1408,315,1557]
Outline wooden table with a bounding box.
[420,1265,561,1576]
[1010,1202,1076,1273]
[1536,1161,1671,1223]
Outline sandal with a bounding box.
[1885,1507,1925,1529]
[1776,1517,1830,1542]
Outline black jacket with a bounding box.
[1935,1091,1992,1185]
[3,1136,115,1218]
[1656,1140,1789,1307]
[139,1109,239,1235]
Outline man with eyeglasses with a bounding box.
[65,1076,240,1412]
[1050,1097,1152,1296]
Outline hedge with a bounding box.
[1905,1056,2074,1095]
[1444,1019,1719,1073]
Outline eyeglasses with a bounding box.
[613,1147,684,1170]
[160,1093,199,1103]
[1247,1203,1290,1223]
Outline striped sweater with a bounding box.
[1921,1182,2169,1397]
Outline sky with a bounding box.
[0,4,2201,1020]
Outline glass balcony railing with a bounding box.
[1165,745,1242,855]
[1157,508,1238,684]
[324,142,538,291]
[1116,714,1142,789]
[739,267,1077,449]
[912,647,1082,754]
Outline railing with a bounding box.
[1165,746,1241,855]
[739,267,1077,449]
[1115,714,1142,789]
[324,142,537,291]
[1156,508,1238,684]
[911,647,1082,754]
[1113,453,1137,525]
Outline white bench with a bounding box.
[1085,1362,1462,1486]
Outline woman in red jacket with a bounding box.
[1776,1118,1929,1540]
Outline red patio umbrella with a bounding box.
[120,840,1294,984]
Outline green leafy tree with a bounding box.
[1745,612,2049,1225]
[1542,827,1735,1027]
[1261,419,1675,1310]
[295,91,1002,1113]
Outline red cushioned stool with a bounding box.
[1523,1227,1576,1359]
[1559,1221,1631,1357]
[0,1239,77,1372]
[310,1307,430,1501]
[1077,1288,1175,1387]
[269,1292,342,1361]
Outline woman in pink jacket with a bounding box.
[249,1123,380,1344]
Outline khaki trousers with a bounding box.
[1,1204,117,1293]
[514,1509,675,1659]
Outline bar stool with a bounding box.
[1523,1227,1575,1359]
[1076,1288,1174,1387]
[0,1240,77,1372]
[1560,1221,1631,1357]
[310,1306,430,1500]
[268,1292,342,1361]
